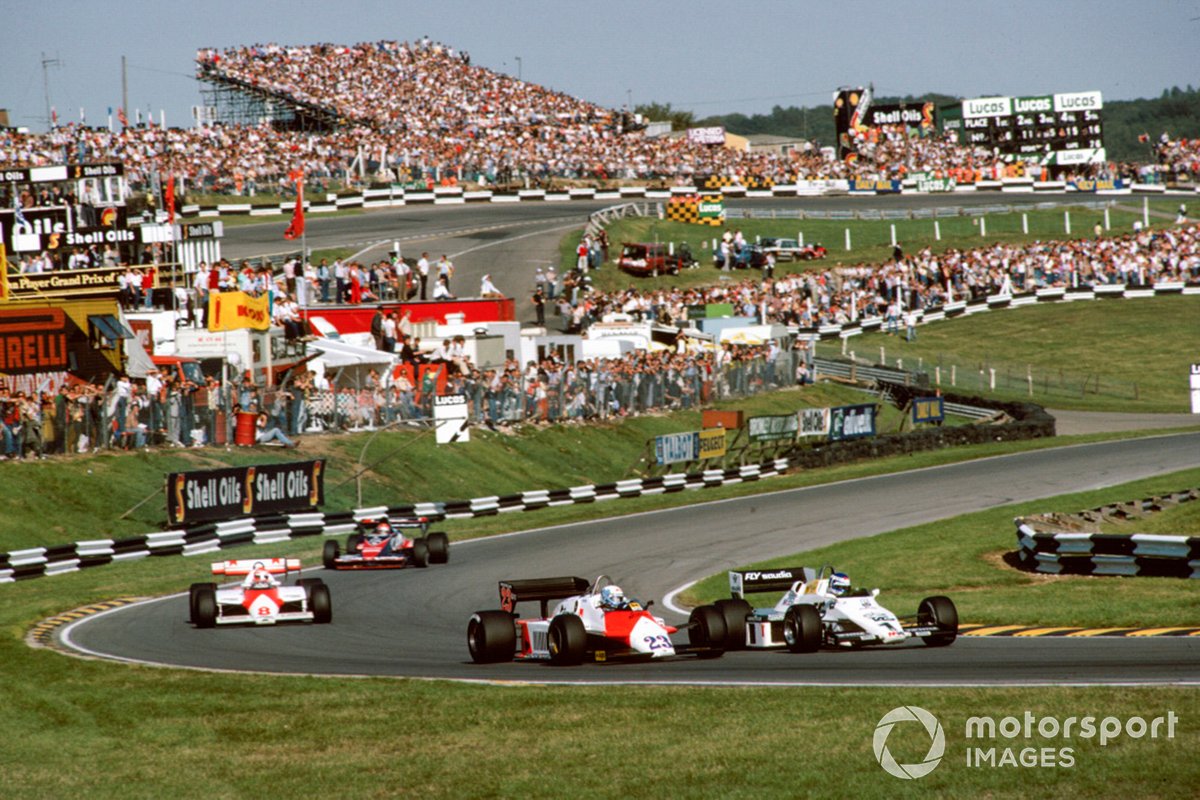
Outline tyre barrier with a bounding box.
[1015,488,1200,578]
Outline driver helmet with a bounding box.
[369,521,392,543]
[250,568,273,589]
[829,572,851,597]
[600,585,627,609]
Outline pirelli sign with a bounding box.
[0,307,70,373]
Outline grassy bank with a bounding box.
[816,295,1200,413]
[0,383,929,550]
[679,468,1200,628]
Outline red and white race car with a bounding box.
[189,558,332,627]
[322,516,449,570]
[467,575,726,665]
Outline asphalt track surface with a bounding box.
[62,433,1200,686]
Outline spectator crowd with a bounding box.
[6,38,1190,197]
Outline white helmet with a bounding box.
[829,572,851,597]
[600,585,627,609]
[250,568,273,589]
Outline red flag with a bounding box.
[283,172,304,240]
[163,174,175,225]
[118,107,128,127]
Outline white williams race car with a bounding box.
[694,565,958,653]
[467,575,726,665]
[189,558,332,627]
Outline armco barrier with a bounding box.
[1015,489,1200,578]
[0,458,794,583]
[175,180,1200,220]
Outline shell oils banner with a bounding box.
[167,459,326,525]
[208,291,270,332]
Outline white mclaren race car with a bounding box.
[693,565,958,653]
[188,558,332,627]
[467,575,726,665]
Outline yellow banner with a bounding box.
[699,427,727,459]
[207,291,270,332]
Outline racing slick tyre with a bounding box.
[322,540,340,569]
[783,605,822,653]
[426,532,450,564]
[918,596,958,647]
[410,538,429,568]
[189,582,215,623]
[688,605,727,658]
[309,582,333,624]
[346,533,363,554]
[548,614,587,666]
[468,611,517,664]
[714,598,752,650]
[193,587,217,629]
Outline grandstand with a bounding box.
[2,38,1186,192]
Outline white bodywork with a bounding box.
[520,592,677,659]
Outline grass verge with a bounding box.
[679,467,1200,628]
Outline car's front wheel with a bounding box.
[782,605,822,653]
[918,596,958,647]
[322,540,339,569]
[193,588,217,629]
[548,614,587,666]
[410,538,429,568]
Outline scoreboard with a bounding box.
[947,90,1104,166]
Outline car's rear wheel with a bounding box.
[688,605,727,658]
[468,611,517,664]
[189,582,215,623]
[918,596,958,647]
[410,538,429,568]
[322,540,339,569]
[783,605,822,653]
[426,532,449,564]
[309,582,332,624]
[548,614,587,666]
[193,588,217,629]
[714,598,752,650]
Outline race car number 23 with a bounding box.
[643,635,671,650]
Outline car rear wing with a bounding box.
[212,558,301,577]
[498,577,592,615]
[729,566,815,598]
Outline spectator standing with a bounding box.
[437,254,455,292]
[532,287,546,326]
[417,252,431,300]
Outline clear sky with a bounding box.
[4,1,1198,132]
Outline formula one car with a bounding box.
[322,516,449,570]
[467,575,726,665]
[188,558,332,627]
[693,565,957,652]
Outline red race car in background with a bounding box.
[323,516,449,570]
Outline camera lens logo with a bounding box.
[874,706,945,780]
